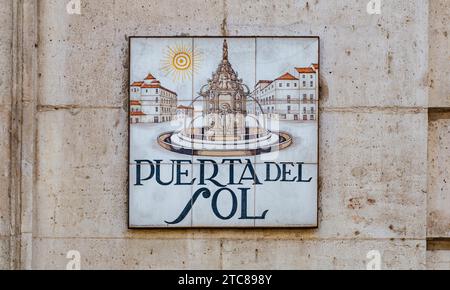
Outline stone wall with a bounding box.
[0,0,448,269]
[427,0,450,269]
[0,0,12,270]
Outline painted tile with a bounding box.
[129,163,192,227]
[254,163,318,227]
[129,37,319,228]
[192,162,257,227]
[255,38,319,164]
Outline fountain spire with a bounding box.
[223,39,228,61]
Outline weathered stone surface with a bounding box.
[38,0,428,108]
[31,237,424,270]
[429,0,450,107]
[4,0,447,269]
[224,0,429,108]
[35,108,128,237]
[38,0,224,107]
[221,239,426,270]
[0,110,10,237]
[34,109,427,241]
[318,110,427,239]
[32,238,221,270]
[428,112,450,237]
[0,0,12,106]
[0,0,12,271]
[427,250,450,270]
[0,238,10,270]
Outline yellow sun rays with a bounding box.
[160,43,202,82]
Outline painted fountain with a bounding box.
[158,40,292,156]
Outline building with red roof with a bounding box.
[248,64,319,122]
[130,73,178,124]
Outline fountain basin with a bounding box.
[157,130,293,157]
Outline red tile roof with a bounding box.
[254,80,273,88]
[144,73,156,80]
[177,105,194,110]
[130,111,145,116]
[312,63,319,70]
[131,81,144,86]
[276,72,298,80]
[130,100,141,105]
[296,67,316,73]
[140,83,177,96]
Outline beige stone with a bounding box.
[35,108,128,238]
[222,239,426,270]
[0,110,10,237]
[37,0,429,108]
[32,238,221,270]
[429,0,450,107]
[0,238,10,270]
[1,0,448,270]
[34,109,427,241]
[428,112,450,237]
[427,250,450,270]
[318,110,428,239]
[223,0,429,108]
[38,0,224,107]
[0,0,12,106]
[31,237,425,270]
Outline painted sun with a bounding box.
[160,43,202,82]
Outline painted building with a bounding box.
[250,64,319,121]
[175,105,194,124]
[296,64,319,121]
[130,73,178,123]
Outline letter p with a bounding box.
[134,160,155,186]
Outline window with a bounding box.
[287,95,291,103]
[287,83,290,87]
[302,75,306,79]
[294,83,297,87]
[154,117,159,123]
[310,81,314,87]
[311,107,315,114]
[279,83,282,88]
[303,94,307,102]
[310,75,314,79]
[156,107,159,112]
[155,97,158,103]
[156,89,159,94]
[303,107,307,113]
[294,115,298,121]
[288,106,291,113]
[303,81,306,87]
[310,115,315,120]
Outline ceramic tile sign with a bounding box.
[129,37,319,228]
